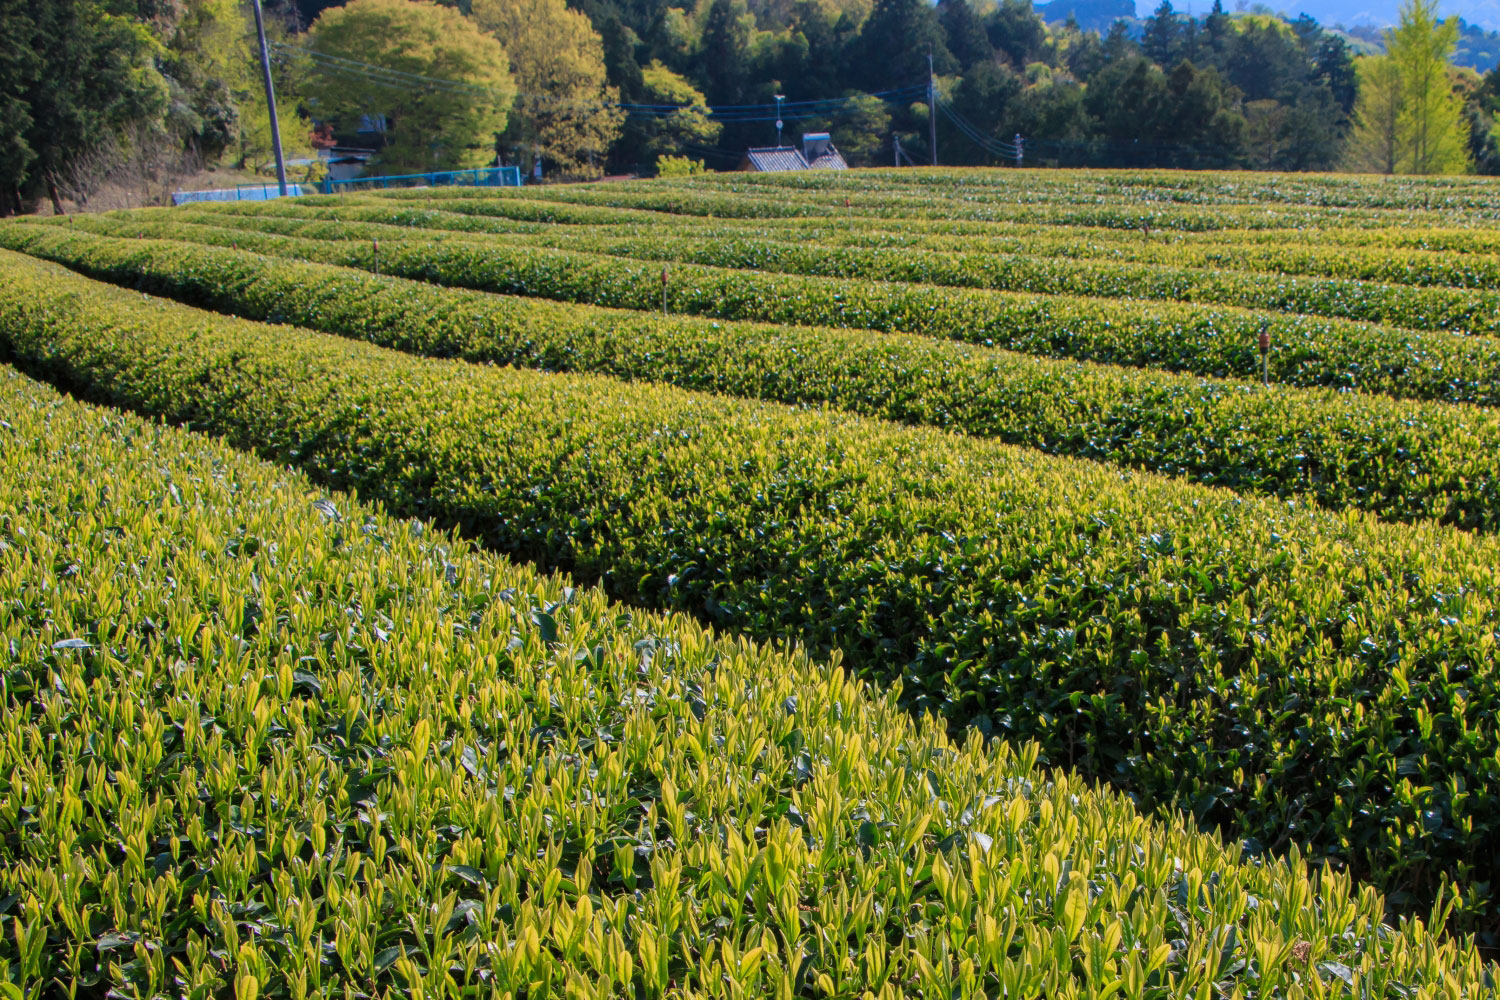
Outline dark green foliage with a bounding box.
[0,0,166,214]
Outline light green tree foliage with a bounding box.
[1346,55,1403,173]
[231,12,313,174]
[307,0,515,173]
[634,61,721,166]
[1350,0,1470,174]
[1389,0,1469,173]
[655,153,706,174]
[471,0,624,178]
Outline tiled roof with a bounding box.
[808,151,849,170]
[744,147,811,171]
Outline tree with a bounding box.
[158,0,248,161]
[4,0,168,214]
[306,0,514,174]
[945,60,1022,164]
[1201,0,1232,67]
[696,0,752,104]
[1388,0,1470,173]
[0,2,36,214]
[1346,55,1403,173]
[1142,1,1181,67]
[826,92,892,165]
[986,0,1047,69]
[1314,34,1358,118]
[629,60,722,169]
[471,0,624,178]
[1163,60,1245,167]
[938,0,993,71]
[852,0,953,92]
[597,14,645,101]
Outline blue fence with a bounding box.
[171,182,308,206]
[320,166,522,194]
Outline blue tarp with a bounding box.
[171,183,307,206]
[321,166,522,193]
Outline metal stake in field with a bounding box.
[1258,323,1270,386]
[661,267,668,316]
[373,238,379,276]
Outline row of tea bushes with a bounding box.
[2,249,1497,937]
[365,188,1500,253]
[684,167,1500,213]
[14,223,1500,532]
[36,215,1500,409]
[18,371,1491,998]
[274,220,1500,334]
[367,180,1474,231]
[188,199,1500,291]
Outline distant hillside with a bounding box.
[1034,0,1135,32]
[1313,13,1500,72]
[1070,1,1500,72]
[1158,0,1500,31]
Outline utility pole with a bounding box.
[927,52,937,167]
[251,0,289,197]
[775,94,785,147]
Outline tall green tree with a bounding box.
[0,0,167,214]
[628,60,722,170]
[985,0,1047,69]
[0,2,37,214]
[471,0,625,178]
[852,0,953,92]
[1346,55,1403,173]
[696,0,752,104]
[1388,0,1470,173]
[1142,0,1181,68]
[938,0,993,72]
[306,0,515,174]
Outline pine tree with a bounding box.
[1142,0,1180,68]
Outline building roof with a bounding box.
[808,150,849,170]
[743,146,811,172]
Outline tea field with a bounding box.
[1,168,1499,998]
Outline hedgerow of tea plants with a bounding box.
[185,198,1500,291]
[36,215,1500,408]
[3,249,1499,938]
[13,223,1500,532]
[144,207,1500,334]
[6,364,1497,998]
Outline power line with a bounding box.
[276,43,927,122]
[938,102,1020,160]
[273,43,506,97]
